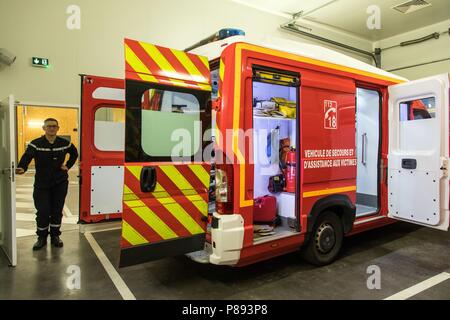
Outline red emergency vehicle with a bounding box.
[79,30,449,268]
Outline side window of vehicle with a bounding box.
[399,97,435,121]
[94,107,125,151]
[398,97,437,152]
[141,89,202,158]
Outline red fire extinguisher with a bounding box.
[285,148,296,193]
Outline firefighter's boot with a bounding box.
[33,237,47,251]
[51,236,64,248]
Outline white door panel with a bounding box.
[0,95,17,266]
[388,74,449,231]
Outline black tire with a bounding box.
[301,211,343,266]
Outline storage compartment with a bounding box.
[252,68,300,243]
[253,116,296,197]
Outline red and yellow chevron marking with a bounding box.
[121,163,211,248]
[124,38,211,91]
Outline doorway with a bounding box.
[16,105,79,164]
[355,88,381,217]
[15,105,80,238]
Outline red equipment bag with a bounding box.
[253,195,277,223]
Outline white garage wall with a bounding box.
[0,0,373,106]
[375,19,450,80]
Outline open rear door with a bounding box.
[388,74,449,231]
[119,39,212,267]
[0,95,17,266]
[79,75,125,223]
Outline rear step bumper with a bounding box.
[209,212,245,265]
[185,243,213,264]
[186,213,245,266]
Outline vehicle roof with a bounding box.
[190,35,407,82]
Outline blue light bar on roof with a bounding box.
[184,28,246,52]
[217,28,246,40]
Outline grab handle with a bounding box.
[140,166,157,192]
[361,133,367,165]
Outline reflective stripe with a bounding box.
[156,200,204,235]
[37,226,49,230]
[159,165,196,195]
[129,206,178,240]
[219,59,225,82]
[122,221,148,246]
[187,164,210,188]
[124,39,211,91]
[170,49,206,83]
[186,194,208,217]
[125,44,158,82]
[50,224,61,228]
[52,144,72,151]
[302,186,357,198]
[28,142,71,152]
[29,143,51,151]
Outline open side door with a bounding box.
[79,75,125,223]
[388,73,449,231]
[0,95,17,266]
[119,39,212,267]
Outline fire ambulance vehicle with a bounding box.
[79,29,449,268]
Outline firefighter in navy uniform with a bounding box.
[16,118,78,250]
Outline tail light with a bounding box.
[215,168,228,202]
[215,164,233,214]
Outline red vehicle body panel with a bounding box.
[79,75,124,223]
[214,42,404,266]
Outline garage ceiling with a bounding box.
[232,0,450,40]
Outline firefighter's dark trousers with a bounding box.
[33,181,69,237]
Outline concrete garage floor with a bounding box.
[2,166,450,300]
[1,221,449,300]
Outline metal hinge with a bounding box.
[440,157,448,177]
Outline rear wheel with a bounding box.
[301,211,343,266]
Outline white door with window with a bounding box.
[388,74,449,231]
[0,95,17,266]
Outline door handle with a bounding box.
[401,158,417,170]
[361,133,367,165]
[440,158,448,177]
[140,166,157,192]
[2,163,15,182]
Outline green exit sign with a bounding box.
[32,57,49,68]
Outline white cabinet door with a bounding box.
[0,95,17,266]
